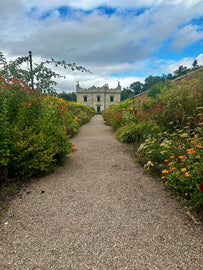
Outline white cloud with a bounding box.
[0,0,202,92]
[170,25,203,51]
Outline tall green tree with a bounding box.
[192,60,199,70]
[129,81,144,95]
[121,88,133,101]
[173,65,189,77]
[143,75,164,91]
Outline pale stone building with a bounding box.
[76,82,121,113]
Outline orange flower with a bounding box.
[170,156,175,159]
[185,172,190,177]
[171,167,176,170]
[162,169,169,174]
[72,148,77,153]
[180,163,184,165]
[53,137,57,142]
[66,149,69,152]
[74,117,79,122]
[168,163,173,166]
[165,160,168,162]
[181,168,187,172]
[194,162,199,165]
[187,148,195,153]
[178,156,184,159]
[71,144,75,147]
[161,176,165,179]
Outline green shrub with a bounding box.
[116,121,160,143]
[0,77,95,181]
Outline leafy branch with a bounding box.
[0,51,91,95]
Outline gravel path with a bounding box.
[0,115,202,270]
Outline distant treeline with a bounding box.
[121,59,202,101]
[58,91,77,102]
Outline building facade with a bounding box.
[76,82,121,113]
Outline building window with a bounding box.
[110,96,114,102]
[84,96,87,102]
[97,96,100,102]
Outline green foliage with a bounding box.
[103,68,203,208]
[121,88,134,101]
[129,81,144,95]
[121,60,202,99]
[147,81,167,99]
[0,77,95,181]
[116,121,160,143]
[58,91,77,102]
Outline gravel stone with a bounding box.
[0,115,202,269]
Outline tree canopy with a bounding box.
[120,59,202,101]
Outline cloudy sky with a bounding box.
[0,0,203,92]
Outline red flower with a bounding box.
[199,183,203,192]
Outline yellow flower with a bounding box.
[74,116,79,122]
[181,168,187,172]
[194,145,201,148]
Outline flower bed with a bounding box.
[0,77,95,181]
[102,69,203,208]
